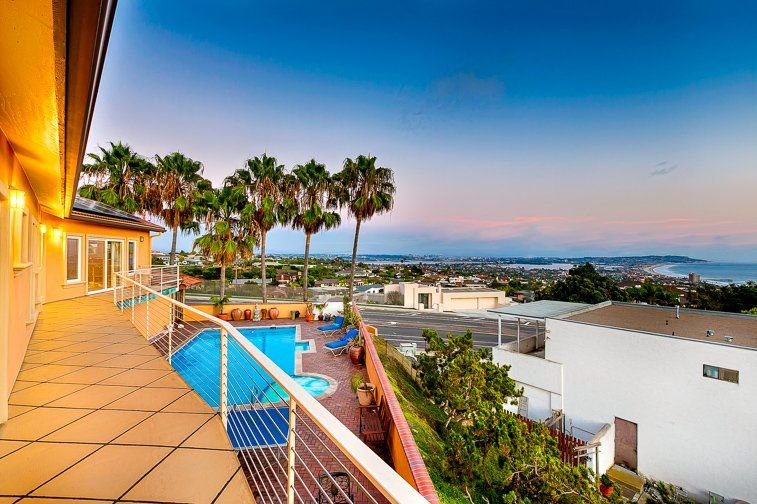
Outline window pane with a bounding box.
[128,242,136,271]
[66,238,79,281]
[703,365,719,379]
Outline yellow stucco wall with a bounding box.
[41,213,155,303]
[1,129,44,417]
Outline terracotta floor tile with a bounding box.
[181,415,232,450]
[41,409,152,444]
[32,445,171,500]
[58,341,111,353]
[7,404,34,419]
[8,383,87,407]
[214,468,255,503]
[47,385,138,409]
[0,442,98,495]
[113,412,212,446]
[0,439,28,458]
[52,352,118,367]
[144,372,187,388]
[104,387,188,411]
[161,390,212,413]
[26,340,76,352]
[0,407,93,441]
[48,366,126,385]
[11,380,40,393]
[123,448,242,503]
[135,356,173,371]
[98,368,171,387]
[23,351,80,365]
[89,342,146,354]
[16,499,112,503]
[16,364,83,383]
[96,353,157,369]
[127,345,162,356]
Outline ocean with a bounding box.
[654,262,757,285]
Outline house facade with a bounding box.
[0,0,162,423]
[493,301,757,502]
[384,281,511,311]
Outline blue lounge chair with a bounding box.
[317,316,345,337]
[324,329,358,356]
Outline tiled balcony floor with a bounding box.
[0,294,254,504]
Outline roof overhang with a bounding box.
[0,0,117,217]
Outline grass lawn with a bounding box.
[373,335,470,504]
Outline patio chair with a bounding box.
[324,328,358,356]
[316,315,345,337]
[316,471,353,503]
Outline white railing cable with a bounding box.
[115,269,428,504]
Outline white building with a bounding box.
[384,282,511,311]
[490,301,757,503]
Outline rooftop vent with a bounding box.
[724,335,734,343]
[706,330,715,337]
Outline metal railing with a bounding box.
[114,268,427,504]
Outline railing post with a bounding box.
[220,327,228,428]
[131,283,135,323]
[160,268,163,292]
[146,290,150,338]
[168,303,174,365]
[287,399,297,504]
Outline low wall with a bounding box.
[354,306,440,504]
[191,301,309,320]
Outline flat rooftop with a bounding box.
[568,302,757,349]
[489,300,590,320]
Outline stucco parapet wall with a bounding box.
[354,306,440,504]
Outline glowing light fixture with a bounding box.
[53,228,62,239]
[40,224,47,234]
[9,189,25,209]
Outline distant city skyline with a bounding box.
[87,1,757,261]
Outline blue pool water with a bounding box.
[171,326,329,408]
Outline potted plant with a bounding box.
[315,303,327,321]
[348,328,365,365]
[599,473,615,497]
[305,304,315,322]
[351,374,376,406]
[211,295,231,321]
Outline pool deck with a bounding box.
[0,294,254,503]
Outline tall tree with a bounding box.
[291,160,341,301]
[228,154,290,302]
[78,141,153,213]
[193,186,256,301]
[149,152,210,265]
[335,155,395,299]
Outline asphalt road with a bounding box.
[359,307,538,350]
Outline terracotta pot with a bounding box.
[244,309,252,320]
[349,345,365,365]
[261,308,268,320]
[356,383,376,406]
[305,314,315,322]
[599,483,614,497]
[218,313,231,321]
[268,307,279,320]
[318,314,324,321]
[230,308,243,321]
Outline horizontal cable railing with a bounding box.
[114,268,427,504]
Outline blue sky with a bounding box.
[87,1,757,260]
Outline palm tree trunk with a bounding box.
[169,226,178,265]
[220,263,226,307]
[349,218,361,301]
[261,230,267,303]
[303,232,311,302]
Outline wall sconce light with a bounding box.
[9,189,25,209]
[140,236,145,242]
[53,228,62,239]
[40,224,47,234]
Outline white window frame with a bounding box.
[65,235,83,283]
[128,239,137,272]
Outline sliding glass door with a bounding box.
[87,239,123,293]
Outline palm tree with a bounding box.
[335,155,395,299]
[291,160,341,301]
[150,152,211,265]
[78,141,152,213]
[193,186,257,301]
[227,154,291,303]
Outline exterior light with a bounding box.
[40,224,47,234]
[9,189,25,209]
[140,236,144,242]
[53,228,62,239]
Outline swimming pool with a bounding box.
[171,326,329,407]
